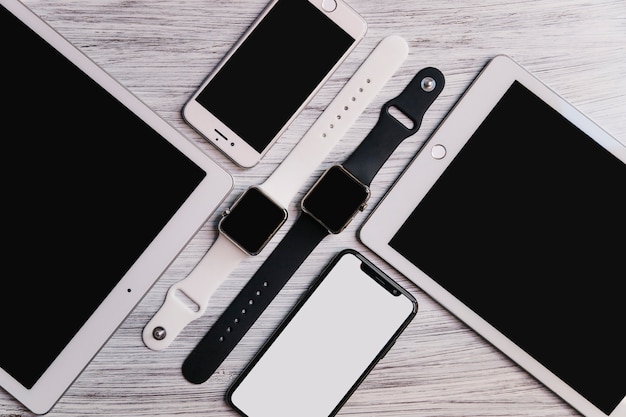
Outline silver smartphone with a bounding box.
[226,249,417,417]
[182,0,367,167]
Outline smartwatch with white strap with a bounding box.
[142,35,409,350]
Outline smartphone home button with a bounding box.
[321,0,337,12]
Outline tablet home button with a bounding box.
[431,144,446,159]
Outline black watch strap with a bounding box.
[182,213,329,383]
[182,67,444,384]
[343,67,444,186]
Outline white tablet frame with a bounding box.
[359,54,626,417]
[0,0,233,414]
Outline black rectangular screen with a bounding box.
[219,188,287,255]
[1,5,206,389]
[389,81,626,415]
[303,165,369,233]
[195,0,355,153]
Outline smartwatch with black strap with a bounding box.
[182,66,445,383]
[142,35,410,351]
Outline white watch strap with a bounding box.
[142,234,246,350]
[260,35,409,207]
[143,35,408,351]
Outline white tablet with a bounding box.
[0,0,233,414]
[359,54,626,417]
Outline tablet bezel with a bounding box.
[0,0,233,414]
[359,54,626,417]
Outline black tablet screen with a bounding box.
[390,81,626,415]
[1,5,206,389]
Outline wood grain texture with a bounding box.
[2,0,625,416]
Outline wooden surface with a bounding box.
[2,0,625,416]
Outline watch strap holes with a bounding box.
[320,77,374,139]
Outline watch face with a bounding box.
[302,165,370,234]
[219,187,287,255]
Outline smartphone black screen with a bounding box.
[195,0,355,153]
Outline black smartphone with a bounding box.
[182,0,367,167]
[226,249,417,417]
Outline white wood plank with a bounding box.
[2,0,624,415]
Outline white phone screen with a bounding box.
[227,250,416,417]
